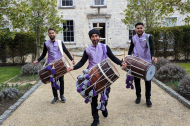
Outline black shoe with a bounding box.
[146,99,152,107]
[91,120,99,126]
[51,97,58,104]
[60,95,66,103]
[135,97,141,104]
[102,108,108,117]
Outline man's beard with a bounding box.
[92,40,99,46]
[137,32,143,36]
[49,36,55,40]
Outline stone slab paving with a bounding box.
[1,55,190,126]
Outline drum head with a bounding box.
[146,65,156,81]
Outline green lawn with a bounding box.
[178,63,190,75]
[0,67,21,83]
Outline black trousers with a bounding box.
[51,76,64,98]
[91,87,110,120]
[134,77,151,99]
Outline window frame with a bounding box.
[62,20,75,44]
[92,0,106,7]
[59,0,75,9]
[164,17,178,27]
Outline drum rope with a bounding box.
[77,61,111,89]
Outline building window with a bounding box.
[63,20,74,42]
[129,30,136,41]
[93,0,105,6]
[165,17,177,27]
[62,0,73,7]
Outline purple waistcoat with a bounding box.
[86,43,107,69]
[132,33,151,63]
[45,40,62,64]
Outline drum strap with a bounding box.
[101,43,107,58]
[58,40,64,56]
[146,34,151,56]
[146,34,155,65]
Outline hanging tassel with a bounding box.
[82,84,87,89]
[126,82,130,88]
[126,75,134,90]
[77,75,84,80]
[131,84,134,89]
[87,80,91,87]
[96,103,102,110]
[101,94,106,101]
[104,89,108,94]
[89,90,93,97]
[49,74,53,82]
[55,84,60,90]
[101,104,105,111]
[80,90,85,96]
[93,89,97,96]
[51,64,56,74]
[77,87,82,93]
[103,94,108,102]
[83,80,89,85]
[89,97,92,102]
[45,65,51,71]
[83,69,88,74]
[85,74,90,80]
[84,97,89,104]
[55,81,60,90]
[77,84,83,92]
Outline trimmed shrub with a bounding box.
[155,63,187,82]
[156,57,170,70]
[178,75,190,96]
[22,62,42,75]
[0,88,20,101]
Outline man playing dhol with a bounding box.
[128,22,157,107]
[33,28,75,104]
[67,29,126,126]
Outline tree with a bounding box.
[122,0,178,32]
[5,0,65,60]
[178,0,190,25]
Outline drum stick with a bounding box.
[69,72,76,81]
[124,47,125,62]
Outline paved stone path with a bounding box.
[2,55,190,126]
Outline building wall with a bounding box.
[48,0,129,49]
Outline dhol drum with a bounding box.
[38,57,70,84]
[76,59,120,99]
[122,55,156,81]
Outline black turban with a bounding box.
[88,29,100,39]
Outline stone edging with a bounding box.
[152,78,190,108]
[0,80,42,125]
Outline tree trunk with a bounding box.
[36,26,41,60]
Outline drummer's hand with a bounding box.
[72,60,75,65]
[152,57,157,64]
[121,62,127,69]
[67,67,74,72]
[33,60,38,65]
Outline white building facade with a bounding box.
[52,0,129,50]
